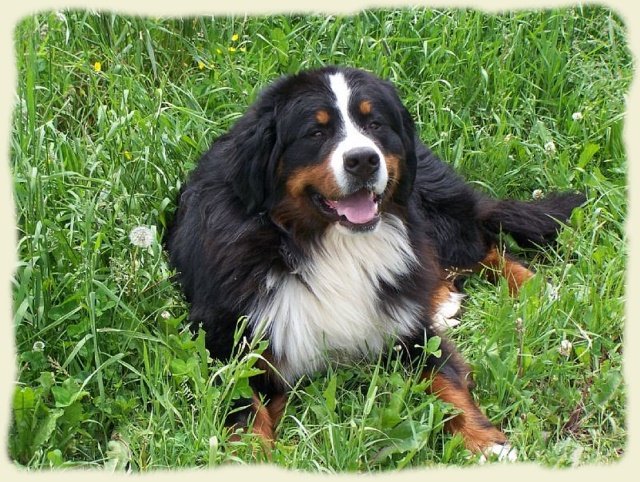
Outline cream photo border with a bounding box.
[0,1,636,481]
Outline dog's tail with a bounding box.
[479,192,586,248]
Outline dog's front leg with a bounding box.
[417,341,517,461]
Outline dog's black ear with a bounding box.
[220,97,282,214]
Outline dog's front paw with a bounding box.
[432,291,465,329]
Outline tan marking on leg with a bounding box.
[227,391,285,461]
[425,372,506,452]
[251,393,276,443]
[431,279,465,329]
[266,393,287,428]
[432,280,459,308]
[227,394,276,461]
[480,246,534,295]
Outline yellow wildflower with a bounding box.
[94,61,102,72]
[198,61,205,70]
[231,33,239,41]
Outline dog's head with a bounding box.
[222,66,417,239]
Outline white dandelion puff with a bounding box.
[559,339,573,357]
[129,226,154,248]
[572,112,583,121]
[33,341,45,352]
[515,317,524,331]
[544,141,556,153]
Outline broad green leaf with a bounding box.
[322,375,337,414]
[13,386,36,425]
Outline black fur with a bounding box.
[412,143,585,268]
[164,66,585,445]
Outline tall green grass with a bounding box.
[10,6,630,471]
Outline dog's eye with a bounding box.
[309,129,325,138]
[369,121,382,131]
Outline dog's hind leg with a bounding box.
[471,191,585,295]
[441,245,535,297]
[432,246,533,330]
[477,245,535,296]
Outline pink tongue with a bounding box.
[336,190,377,224]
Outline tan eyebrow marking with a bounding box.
[315,109,330,124]
[359,100,372,115]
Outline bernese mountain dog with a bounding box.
[165,66,585,460]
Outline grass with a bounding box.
[9,6,630,472]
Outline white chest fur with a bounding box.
[248,215,422,385]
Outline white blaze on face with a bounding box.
[327,73,388,194]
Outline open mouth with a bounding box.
[312,189,383,232]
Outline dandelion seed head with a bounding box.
[544,141,556,153]
[129,226,154,248]
[559,339,573,357]
[532,189,545,200]
[33,341,45,352]
[515,317,524,331]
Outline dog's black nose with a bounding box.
[343,147,380,181]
